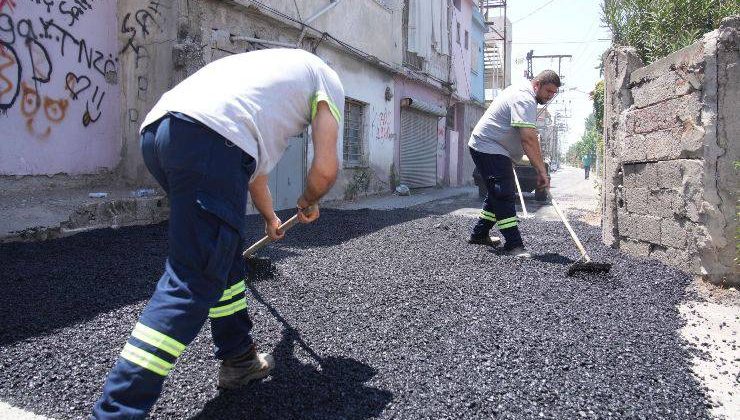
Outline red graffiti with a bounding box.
[0,0,16,12]
[373,110,394,141]
[0,45,19,107]
[20,81,68,139]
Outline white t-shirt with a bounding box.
[140,48,344,181]
[468,82,537,160]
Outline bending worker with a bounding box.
[92,48,344,418]
[467,70,560,257]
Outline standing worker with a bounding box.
[92,48,344,419]
[582,153,592,179]
[467,71,560,257]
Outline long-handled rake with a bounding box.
[549,193,612,276]
[512,166,534,219]
[242,206,317,278]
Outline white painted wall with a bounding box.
[315,46,397,199]
[0,1,120,175]
[265,0,403,67]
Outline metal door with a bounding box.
[248,134,307,213]
[400,108,438,188]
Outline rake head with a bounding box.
[246,255,277,280]
[567,261,612,276]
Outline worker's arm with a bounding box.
[297,101,339,224]
[248,174,284,240]
[520,127,550,189]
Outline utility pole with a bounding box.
[525,50,573,80]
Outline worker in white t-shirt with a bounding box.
[93,48,344,419]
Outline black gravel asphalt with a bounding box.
[0,206,710,419]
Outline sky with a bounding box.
[506,0,612,151]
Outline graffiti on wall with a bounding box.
[0,0,117,139]
[371,109,394,141]
[121,1,164,127]
[0,0,122,175]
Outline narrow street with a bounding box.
[2,167,735,419]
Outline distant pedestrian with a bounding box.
[467,70,560,258]
[582,154,593,179]
[92,48,344,419]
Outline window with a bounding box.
[446,106,455,129]
[453,0,461,10]
[456,22,461,44]
[464,30,469,49]
[471,44,480,74]
[343,98,366,166]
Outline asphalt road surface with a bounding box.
[0,177,716,419]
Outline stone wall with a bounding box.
[602,17,739,285]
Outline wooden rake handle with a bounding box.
[548,193,591,263]
[242,205,316,259]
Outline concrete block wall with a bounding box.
[602,17,739,285]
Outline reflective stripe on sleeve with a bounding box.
[511,121,537,129]
[311,91,342,123]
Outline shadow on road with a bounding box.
[0,207,432,347]
[531,253,575,266]
[192,283,393,419]
[0,223,169,347]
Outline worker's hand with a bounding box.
[536,171,550,190]
[296,196,320,224]
[265,215,284,240]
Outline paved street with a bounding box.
[2,166,737,419]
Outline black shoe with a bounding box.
[467,234,502,247]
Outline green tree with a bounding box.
[591,80,605,134]
[602,0,740,63]
[591,80,605,164]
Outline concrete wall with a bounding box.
[602,17,739,285]
[317,44,397,200]
[118,0,177,185]
[0,0,121,175]
[458,101,485,186]
[262,0,403,67]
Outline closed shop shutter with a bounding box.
[400,108,438,188]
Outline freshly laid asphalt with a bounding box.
[0,205,711,419]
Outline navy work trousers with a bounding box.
[92,114,256,419]
[469,147,523,249]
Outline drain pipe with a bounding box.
[296,0,344,47]
[229,35,298,48]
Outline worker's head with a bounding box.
[532,70,561,104]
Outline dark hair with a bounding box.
[534,70,561,88]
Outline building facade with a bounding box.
[1,0,483,221]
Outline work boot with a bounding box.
[218,345,274,390]
[505,246,531,258]
[467,234,502,247]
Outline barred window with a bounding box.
[343,98,366,167]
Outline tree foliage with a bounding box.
[591,80,605,134]
[567,114,602,165]
[602,0,740,63]
[567,80,606,167]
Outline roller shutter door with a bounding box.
[400,108,437,188]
